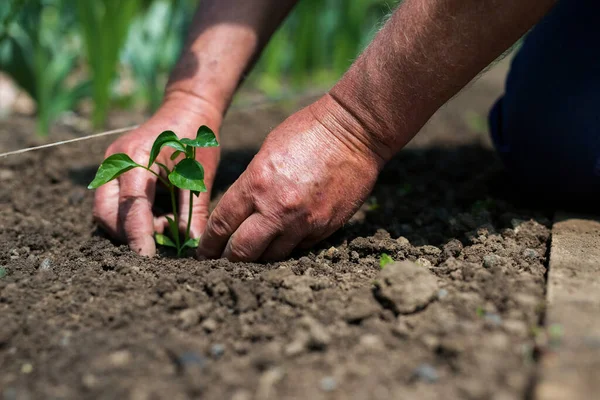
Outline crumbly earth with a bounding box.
[0,66,554,400]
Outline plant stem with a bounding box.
[170,186,182,256]
[185,190,193,244]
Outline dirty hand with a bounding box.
[197,95,384,262]
[93,99,222,256]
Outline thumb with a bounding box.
[179,188,211,240]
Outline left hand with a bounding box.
[197,94,385,262]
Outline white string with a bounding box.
[0,125,139,159]
[0,89,325,159]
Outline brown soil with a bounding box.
[0,64,554,400]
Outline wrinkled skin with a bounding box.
[196,95,383,262]
[93,98,222,256]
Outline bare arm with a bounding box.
[197,0,559,262]
[327,0,557,162]
[164,0,300,116]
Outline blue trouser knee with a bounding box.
[489,0,600,199]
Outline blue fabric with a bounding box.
[489,0,600,199]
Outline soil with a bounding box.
[0,63,555,400]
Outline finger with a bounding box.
[118,168,157,257]
[260,233,306,262]
[153,214,171,234]
[196,184,253,259]
[93,179,123,240]
[222,214,280,262]
[179,189,211,239]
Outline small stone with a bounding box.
[396,236,410,247]
[484,313,503,327]
[323,246,339,260]
[413,363,439,383]
[21,363,33,374]
[437,289,449,300]
[179,308,200,328]
[0,169,14,181]
[483,254,502,269]
[210,344,225,359]
[416,258,432,268]
[108,350,131,367]
[39,258,52,270]
[320,376,337,392]
[359,334,384,351]
[374,261,439,314]
[9,249,19,260]
[202,318,218,333]
[523,248,539,259]
[350,251,360,262]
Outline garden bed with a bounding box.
[0,65,554,400]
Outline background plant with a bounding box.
[88,125,219,257]
[0,0,89,135]
[0,0,400,134]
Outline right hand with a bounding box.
[92,95,223,256]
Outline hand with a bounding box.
[197,94,385,262]
[93,96,222,256]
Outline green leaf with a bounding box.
[168,159,206,192]
[148,130,185,167]
[155,233,176,248]
[170,150,182,161]
[379,253,394,269]
[179,125,219,148]
[0,266,6,279]
[88,153,140,189]
[183,237,200,249]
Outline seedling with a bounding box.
[0,266,6,279]
[379,253,394,269]
[88,126,218,256]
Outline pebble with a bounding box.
[320,376,337,392]
[523,248,539,259]
[484,313,503,327]
[39,258,52,270]
[202,318,218,333]
[9,249,19,260]
[108,350,131,367]
[483,254,502,269]
[437,289,449,300]
[359,334,385,351]
[416,257,432,268]
[21,363,33,374]
[0,169,14,181]
[375,261,439,314]
[413,363,439,383]
[210,344,225,359]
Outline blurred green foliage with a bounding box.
[0,0,399,135]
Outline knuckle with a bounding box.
[207,212,233,239]
[277,190,305,213]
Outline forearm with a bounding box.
[164,0,299,115]
[328,0,556,161]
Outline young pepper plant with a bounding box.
[88,125,219,256]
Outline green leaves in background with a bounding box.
[88,153,140,189]
[168,158,206,194]
[76,0,141,128]
[0,0,90,135]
